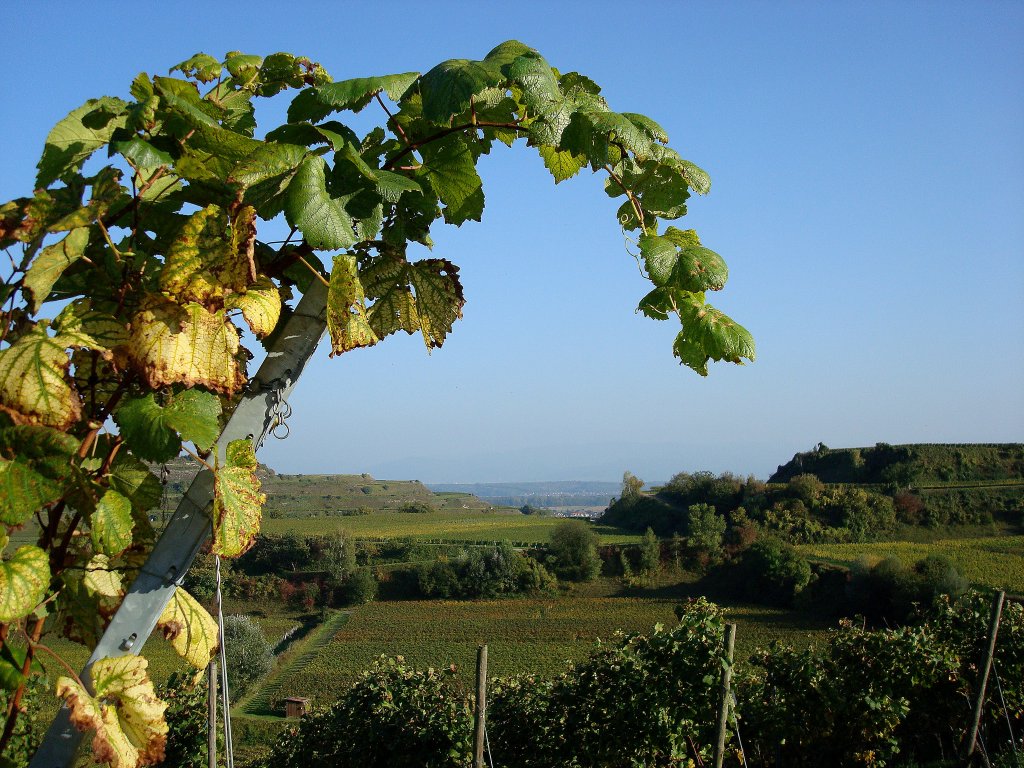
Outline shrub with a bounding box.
[547,520,601,581]
[258,657,472,768]
[342,569,378,605]
[223,614,274,699]
[738,538,811,606]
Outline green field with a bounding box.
[262,509,642,545]
[798,534,1024,592]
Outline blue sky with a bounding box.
[2,1,1022,482]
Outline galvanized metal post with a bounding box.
[30,281,329,767]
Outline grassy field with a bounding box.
[798,534,1024,592]
[262,509,643,545]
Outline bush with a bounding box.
[342,569,378,605]
[547,520,601,581]
[258,657,472,768]
[159,671,210,768]
[223,614,274,699]
[737,538,811,606]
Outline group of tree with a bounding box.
[248,592,1023,768]
[603,465,1020,547]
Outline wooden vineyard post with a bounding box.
[474,644,489,768]
[966,590,1005,760]
[207,661,217,768]
[714,623,737,768]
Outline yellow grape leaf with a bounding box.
[327,253,378,356]
[0,545,49,622]
[126,296,246,395]
[83,554,126,619]
[225,275,281,338]
[157,587,219,669]
[54,299,129,361]
[57,655,168,768]
[159,204,253,304]
[212,439,265,557]
[0,325,82,430]
[90,490,135,556]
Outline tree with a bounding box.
[222,614,274,698]
[0,43,753,764]
[684,503,726,553]
[638,526,661,578]
[548,520,601,581]
[621,471,644,500]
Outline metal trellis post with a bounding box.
[30,280,329,767]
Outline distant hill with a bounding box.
[156,459,493,516]
[426,481,625,508]
[769,443,1024,485]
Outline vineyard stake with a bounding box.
[714,623,737,768]
[966,590,1005,760]
[474,644,489,768]
[208,661,217,768]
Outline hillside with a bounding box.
[157,458,494,516]
[769,443,1024,485]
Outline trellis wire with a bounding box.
[215,555,235,768]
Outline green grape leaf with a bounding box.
[56,655,168,768]
[362,250,421,339]
[126,297,246,395]
[288,72,420,122]
[228,142,307,189]
[108,454,162,515]
[663,226,701,249]
[0,644,36,692]
[90,490,134,556]
[537,145,586,183]
[0,546,49,622]
[636,287,674,321]
[225,276,281,338]
[672,246,729,292]
[373,170,422,203]
[22,227,91,312]
[111,137,173,171]
[622,112,669,144]
[0,425,78,526]
[419,58,504,124]
[171,53,222,83]
[36,97,128,188]
[676,302,755,373]
[224,52,263,80]
[506,52,560,112]
[164,389,222,451]
[285,156,357,250]
[419,135,483,226]
[114,388,221,462]
[157,588,219,669]
[212,439,265,558]
[408,259,465,350]
[0,326,82,430]
[638,233,678,286]
[327,254,379,356]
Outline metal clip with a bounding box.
[269,377,292,440]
